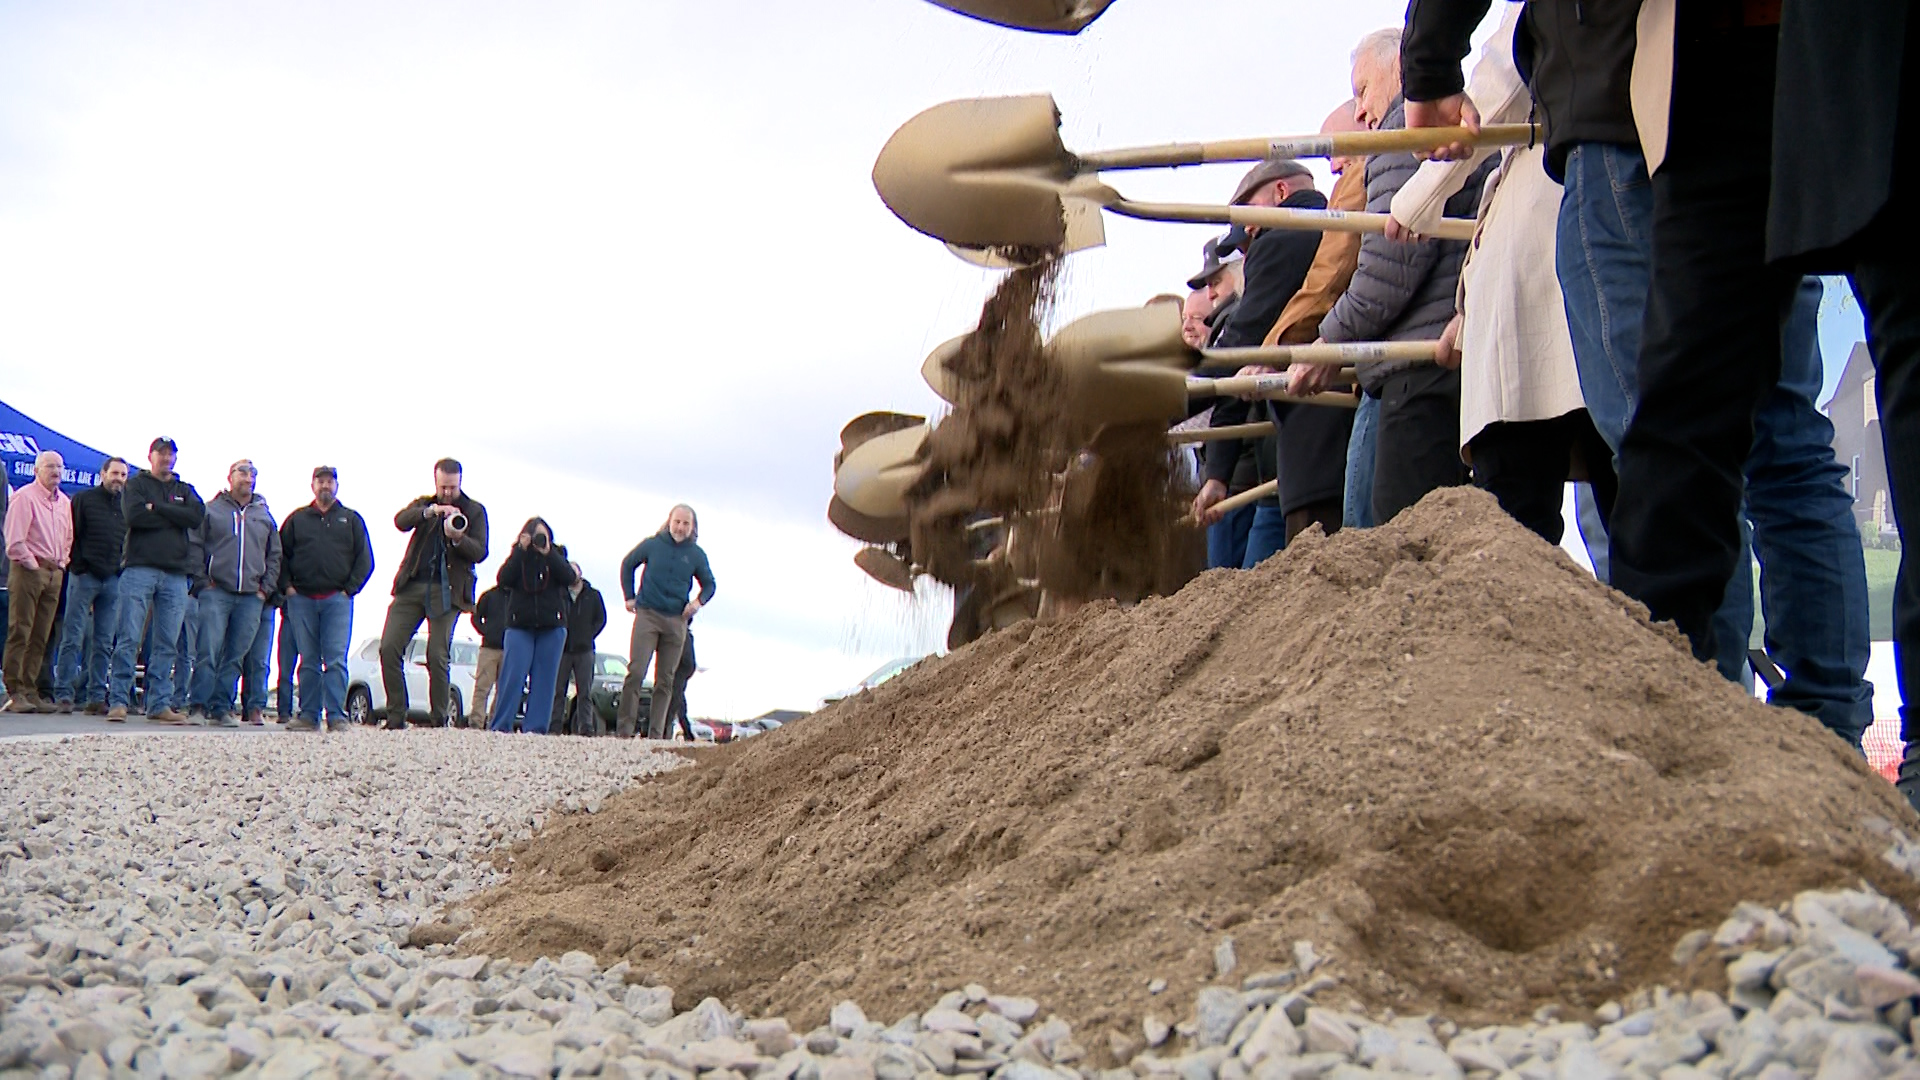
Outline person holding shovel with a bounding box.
[616,504,715,740]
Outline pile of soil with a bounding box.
[471,488,1917,1039]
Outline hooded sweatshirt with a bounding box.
[202,490,282,595]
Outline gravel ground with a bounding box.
[9,731,1920,1080]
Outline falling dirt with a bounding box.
[470,488,1919,1041]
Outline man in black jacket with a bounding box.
[279,466,374,732]
[1216,158,1356,549]
[52,456,128,713]
[467,585,507,728]
[1185,239,1259,568]
[106,438,203,722]
[378,458,489,729]
[551,562,608,736]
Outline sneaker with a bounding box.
[83,702,107,716]
[244,709,264,726]
[106,706,127,722]
[287,717,320,732]
[187,706,206,721]
[149,708,189,725]
[208,713,241,729]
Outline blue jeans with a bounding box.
[1744,279,1874,744]
[1560,144,1870,741]
[1343,395,1379,529]
[1242,505,1287,568]
[492,626,566,734]
[110,567,191,710]
[53,572,119,705]
[196,590,264,719]
[275,611,298,717]
[286,593,352,722]
[1206,503,1255,569]
[242,604,274,714]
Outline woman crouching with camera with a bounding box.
[488,517,577,734]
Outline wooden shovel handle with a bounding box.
[1109,200,1478,242]
[1168,422,1275,444]
[1203,341,1438,367]
[1078,124,1538,171]
[1187,373,1361,408]
[1182,479,1280,527]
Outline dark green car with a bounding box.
[564,652,649,731]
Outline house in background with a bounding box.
[1825,342,1895,535]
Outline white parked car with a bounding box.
[344,637,481,727]
[821,656,929,706]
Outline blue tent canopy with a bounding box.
[0,400,120,498]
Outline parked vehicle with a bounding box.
[821,656,928,705]
[561,652,649,731]
[344,637,479,727]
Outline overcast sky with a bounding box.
[0,2,1874,719]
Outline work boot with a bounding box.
[106,705,127,722]
[381,709,405,731]
[29,692,58,714]
[84,701,106,716]
[287,717,319,732]
[1899,743,1920,815]
[208,712,241,729]
[244,709,264,726]
[149,708,189,725]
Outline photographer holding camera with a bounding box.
[487,517,576,735]
[378,458,488,729]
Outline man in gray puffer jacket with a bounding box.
[195,460,282,727]
[1310,30,1495,526]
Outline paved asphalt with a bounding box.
[0,712,295,740]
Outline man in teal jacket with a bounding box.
[616,504,715,739]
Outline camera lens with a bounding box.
[448,513,467,532]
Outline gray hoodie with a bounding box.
[201,490,282,596]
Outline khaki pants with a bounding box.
[469,646,503,725]
[617,607,687,738]
[5,563,64,696]
[378,581,459,724]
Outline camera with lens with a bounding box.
[447,512,468,533]
[532,532,550,553]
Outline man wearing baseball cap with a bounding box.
[106,438,205,722]
[278,466,375,731]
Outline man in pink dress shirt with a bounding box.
[5,451,75,713]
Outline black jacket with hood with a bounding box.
[496,544,578,632]
[563,582,608,654]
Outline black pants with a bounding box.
[1371,366,1468,526]
[552,649,597,736]
[667,632,696,740]
[1469,411,1617,546]
[1612,16,1920,730]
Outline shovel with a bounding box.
[1051,306,1377,426]
[840,411,927,464]
[921,0,1117,33]
[873,94,1531,251]
[829,496,910,545]
[854,547,917,592]
[834,422,930,519]
[1168,421,1276,444]
[922,335,966,404]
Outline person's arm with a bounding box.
[259,514,282,597]
[692,549,716,606]
[395,497,432,532]
[1401,0,1494,105]
[620,541,649,602]
[150,484,204,530]
[496,546,527,586]
[470,590,493,639]
[348,513,376,596]
[1319,154,1444,344]
[548,548,577,588]
[123,476,167,533]
[450,502,487,564]
[1391,16,1529,235]
[277,515,296,596]
[587,589,608,639]
[4,493,32,565]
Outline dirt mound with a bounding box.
[470,488,1917,1037]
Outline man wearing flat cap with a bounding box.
[1197,156,1352,562]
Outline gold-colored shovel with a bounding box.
[872,94,1533,251]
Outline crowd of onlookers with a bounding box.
[1169,3,1916,805]
[2,443,715,740]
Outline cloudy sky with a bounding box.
[0,2,1874,719]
